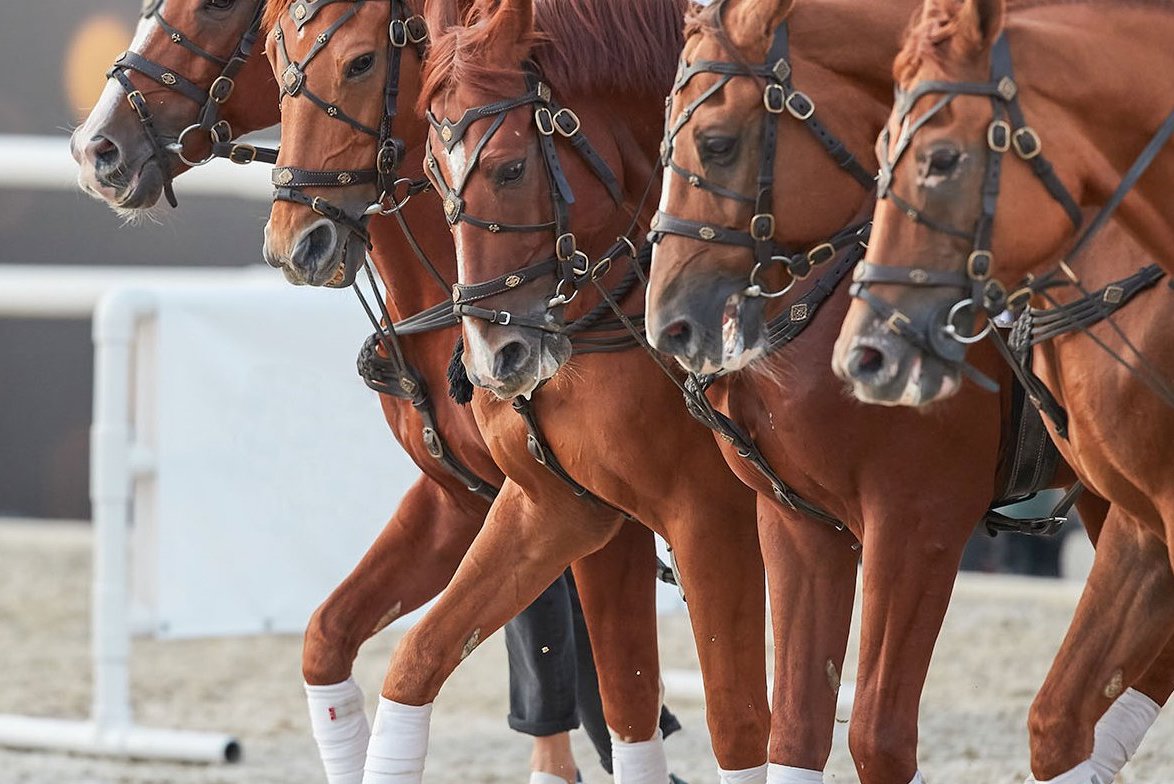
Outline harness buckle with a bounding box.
[494,310,513,326]
[1012,126,1042,160]
[377,139,406,174]
[556,232,577,261]
[210,119,232,143]
[884,311,912,335]
[126,90,149,119]
[310,196,333,218]
[209,75,235,104]
[534,107,556,136]
[552,108,581,138]
[807,242,837,269]
[1005,285,1034,311]
[763,84,786,114]
[987,120,1011,152]
[750,213,775,242]
[228,143,256,165]
[389,19,409,47]
[967,250,993,281]
[405,16,429,44]
[785,91,815,121]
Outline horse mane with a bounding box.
[894,0,1174,84]
[262,0,291,33]
[421,0,687,112]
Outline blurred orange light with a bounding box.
[65,15,132,123]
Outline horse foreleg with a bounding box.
[1029,504,1174,782]
[571,521,669,783]
[1077,491,1170,780]
[848,509,973,784]
[760,500,858,784]
[302,476,484,784]
[666,493,770,778]
[362,480,622,784]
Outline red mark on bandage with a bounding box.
[328,706,337,721]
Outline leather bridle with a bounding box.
[649,11,875,301]
[270,0,427,266]
[849,33,1084,390]
[424,69,624,333]
[107,0,276,208]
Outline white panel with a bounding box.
[138,284,419,638]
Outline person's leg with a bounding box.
[506,570,582,783]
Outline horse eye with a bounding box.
[205,0,235,9]
[497,160,525,185]
[927,147,960,174]
[346,53,376,79]
[699,135,737,161]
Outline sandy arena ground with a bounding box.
[0,520,1170,784]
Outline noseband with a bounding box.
[270,0,427,257]
[425,69,623,333]
[107,0,276,208]
[649,13,875,299]
[850,34,1084,386]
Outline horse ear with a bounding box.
[725,0,795,50]
[919,0,1003,52]
[964,0,1004,47]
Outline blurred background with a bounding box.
[0,0,272,520]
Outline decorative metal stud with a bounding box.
[688,174,700,187]
[294,4,307,19]
[440,126,453,143]
[790,303,809,322]
[909,269,929,284]
[337,172,353,185]
[452,284,461,302]
[273,168,294,185]
[399,377,416,394]
[161,73,177,86]
[997,76,1017,101]
[1103,285,1124,304]
[317,32,328,43]
[327,106,338,117]
[505,275,523,288]
[488,223,501,233]
[171,32,182,43]
[444,196,458,218]
[536,82,551,102]
[698,226,716,241]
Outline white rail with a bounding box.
[0,134,273,199]
[0,264,278,319]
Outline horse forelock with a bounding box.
[420,0,686,114]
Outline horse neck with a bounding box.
[366,179,457,322]
[1008,5,1174,260]
[763,0,916,244]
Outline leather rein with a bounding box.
[107,0,278,209]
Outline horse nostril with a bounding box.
[493,340,530,379]
[290,221,338,274]
[850,345,887,378]
[654,318,694,355]
[89,135,120,173]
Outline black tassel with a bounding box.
[447,335,475,404]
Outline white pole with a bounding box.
[0,288,240,763]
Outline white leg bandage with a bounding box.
[361,697,433,784]
[766,764,823,783]
[530,773,574,784]
[1026,759,1100,784]
[719,763,768,784]
[612,729,668,784]
[305,678,372,784]
[1091,687,1160,782]
[908,772,926,784]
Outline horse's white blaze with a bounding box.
[646,163,676,319]
[443,139,499,379]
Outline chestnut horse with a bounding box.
[645,0,1174,782]
[71,0,279,211]
[261,0,771,781]
[829,0,1174,780]
[70,2,680,781]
